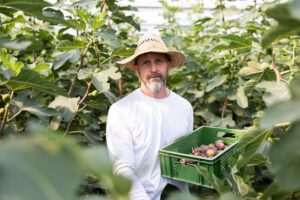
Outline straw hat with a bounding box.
[117,34,186,71]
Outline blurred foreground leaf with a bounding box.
[0,133,84,200]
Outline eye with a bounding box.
[144,60,150,65]
[140,60,150,67]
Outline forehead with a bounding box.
[136,52,168,62]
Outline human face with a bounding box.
[135,53,170,93]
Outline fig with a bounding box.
[192,147,201,154]
[192,151,201,156]
[88,90,98,96]
[1,94,10,103]
[180,158,193,164]
[199,144,208,153]
[215,140,225,150]
[206,149,217,157]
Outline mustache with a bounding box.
[147,73,162,79]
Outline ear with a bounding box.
[167,62,171,75]
[134,65,140,78]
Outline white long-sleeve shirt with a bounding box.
[106,89,193,200]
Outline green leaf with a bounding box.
[213,34,252,51]
[66,19,86,31]
[256,81,291,106]
[92,67,121,93]
[98,28,121,48]
[290,0,300,20]
[49,96,80,122]
[80,196,107,200]
[232,175,252,196]
[261,181,291,199]
[260,100,300,129]
[30,63,51,73]
[205,75,227,92]
[78,68,94,80]
[0,7,16,17]
[11,93,60,123]
[290,79,300,99]
[244,153,269,166]
[211,115,236,128]
[237,129,271,169]
[262,3,300,48]
[111,46,135,57]
[1,0,73,26]
[112,12,140,31]
[57,40,86,51]
[0,0,51,16]
[49,116,62,131]
[243,79,258,95]
[91,12,106,31]
[187,89,204,98]
[236,86,248,108]
[53,49,80,70]
[72,0,98,8]
[196,109,217,122]
[0,48,24,76]
[42,8,63,19]
[195,165,229,194]
[1,70,67,96]
[41,8,70,25]
[219,191,243,200]
[238,61,268,77]
[270,122,300,190]
[102,67,121,80]
[0,133,84,200]
[92,73,110,93]
[75,9,91,24]
[164,192,199,200]
[82,147,131,199]
[0,39,32,50]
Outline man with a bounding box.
[106,34,194,200]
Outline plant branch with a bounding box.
[288,40,297,85]
[79,81,92,105]
[118,77,123,97]
[64,81,92,136]
[221,98,228,119]
[67,45,90,96]
[7,109,22,122]
[0,91,14,138]
[64,117,74,137]
[271,53,281,82]
[0,103,10,139]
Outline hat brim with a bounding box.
[117,49,186,71]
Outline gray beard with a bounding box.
[145,80,164,93]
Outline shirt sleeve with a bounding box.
[106,104,151,200]
[187,103,194,133]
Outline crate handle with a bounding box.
[217,131,236,138]
[174,159,197,166]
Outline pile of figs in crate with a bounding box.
[180,140,227,164]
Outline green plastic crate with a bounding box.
[159,126,245,188]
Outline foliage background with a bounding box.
[0,0,300,199]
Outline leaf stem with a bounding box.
[118,77,123,97]
[64,81,92,136]
[7,109,22,122]
[67,44,90,96]
[271,53,281,82]
[0,91,14,138]
[79,81,92,105]
[288,40,296,85]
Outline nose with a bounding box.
[149,62,158,72]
